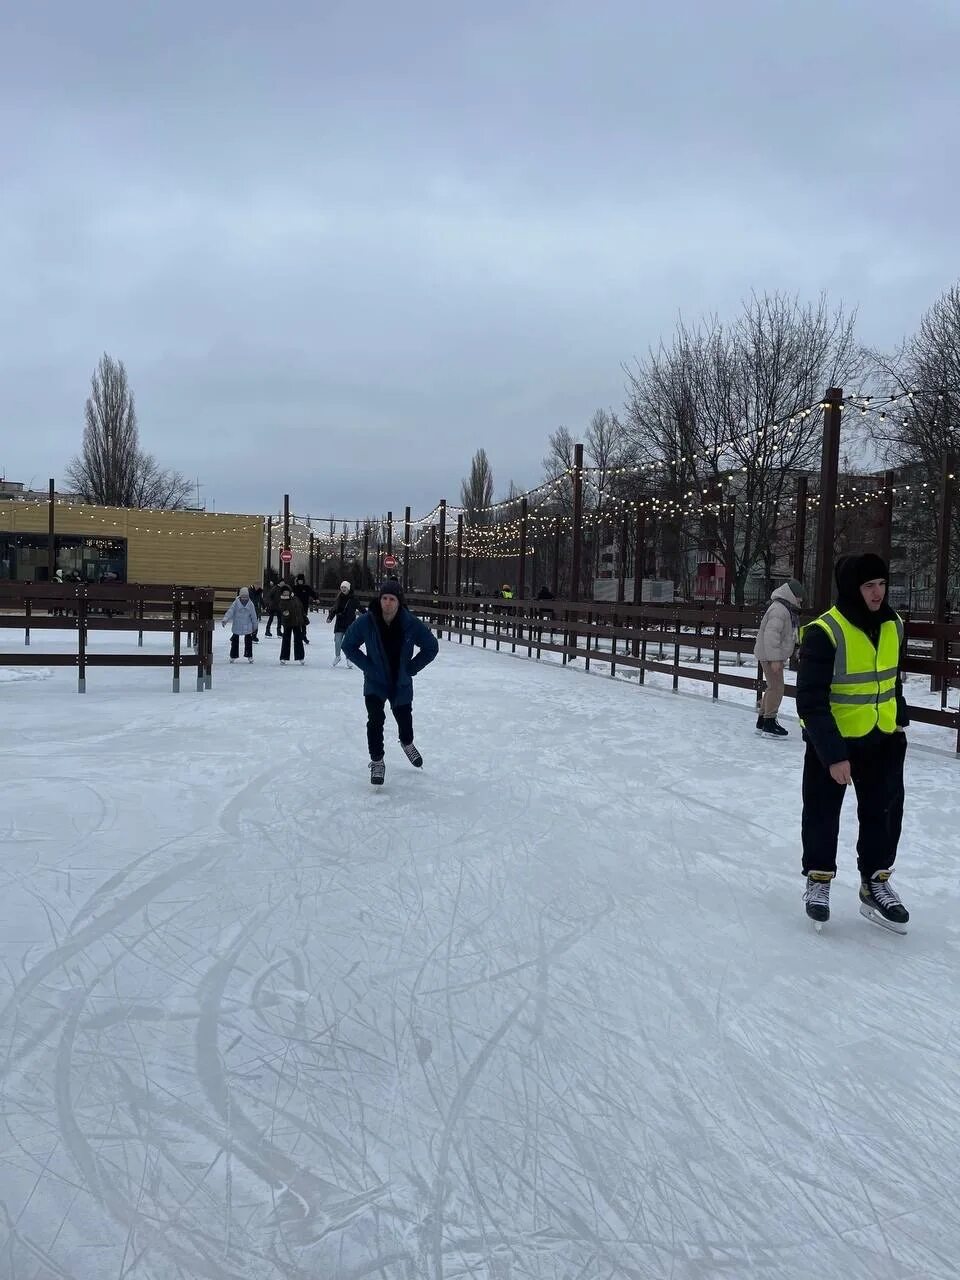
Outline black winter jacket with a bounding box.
[327,591,360,633]
[796,614,909,767]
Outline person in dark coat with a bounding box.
[292,574,318,643]
[327,579,360,667]
[342,579,439,785]
[796,553,910,932]
[264,583,282,637]
[276,583,307,664]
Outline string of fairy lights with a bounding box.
[4,388,954,567]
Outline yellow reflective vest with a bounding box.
[806,606,904,739]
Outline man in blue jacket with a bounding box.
[342,579,439,786]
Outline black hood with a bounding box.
[834,553,896,636]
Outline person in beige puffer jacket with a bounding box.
[754,579,804,737]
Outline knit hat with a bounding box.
[836,553,887,595]
[239,587,249,599]
[379,578,403,602]
[786,578,804,600]
[340,580,351,593]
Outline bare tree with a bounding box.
[624,293,861,602]
[865,283,960,575]
[66,353,191,509]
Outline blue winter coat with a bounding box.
[342,603,439,705]
[223,597,259,635]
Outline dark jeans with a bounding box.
[365,695,414,761]
[230,633,254,660]
[280,627,305,661]
[801,731,906,878]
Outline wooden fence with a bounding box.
[321,591,959,752]
[0,582,215,693]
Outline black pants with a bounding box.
[230,633,254,660]
[265,610,280,633]
[280,627,305,661]
[365,695,414,761]
[801,731,906,878]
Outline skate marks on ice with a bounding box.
[2,645,960,1276]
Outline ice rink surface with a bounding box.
[2,627,959,1279]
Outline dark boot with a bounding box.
[761,717,789,738]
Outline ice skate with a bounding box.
[859,870,909,934]
[369,759,385,786]
[247,656,254,663]
[333,654,342,666]
[803,872,833,930]
[760,717,789,738]
[401,742,423,768]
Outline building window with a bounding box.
[0,533,127,582]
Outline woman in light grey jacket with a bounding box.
[754,579,803,737]
[222,588,260,663]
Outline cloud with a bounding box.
[1,0,957,516]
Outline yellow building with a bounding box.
[0,499,264,590]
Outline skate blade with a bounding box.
[859,903,908,935]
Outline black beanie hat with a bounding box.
[379,578,403,602]
[836,552,888,595]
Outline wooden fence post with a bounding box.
[438,500,447,594]
[793,475,808,585]
[879,469,895,570]
[403,506,411,591]
[932,453,957,694]
[47,479,56,583]
[283,494,291,583]
[813,388,843,612]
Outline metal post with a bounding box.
[309,531,315,590]
[456,514,463,595]
[282,493,291,582]
[362,524,369,589]
[518,497,528,600]
[47,478,56,583]
[266,515,273,582]
[438,500,447,593]
[633,507,646,605]
[813,388,843,612]
[430,526,438,593]
[552,517,561,597]
[617,515,629,604]
[570,443,584,601]
[879,469,895,570]
[403,506,411,592]
[723,503,735,606]
[932,453,956,693]
[793,475,808,586]
[387,510,393,558]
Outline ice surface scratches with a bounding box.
[1,635,959,1278]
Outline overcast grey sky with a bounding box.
[1,0,957,519]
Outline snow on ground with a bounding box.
[2,623,960,1280]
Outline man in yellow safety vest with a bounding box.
[796,553,910,933]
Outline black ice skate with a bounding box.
[401,742,423,768]
[804,872,833,930]
[369,759,385,786]
[760,717,789,738]
[859,870,909,934]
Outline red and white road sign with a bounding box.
[383,554,398,570]
[280,549,293,563]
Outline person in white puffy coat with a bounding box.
[222,588,260,662]
[753,579,804,737]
